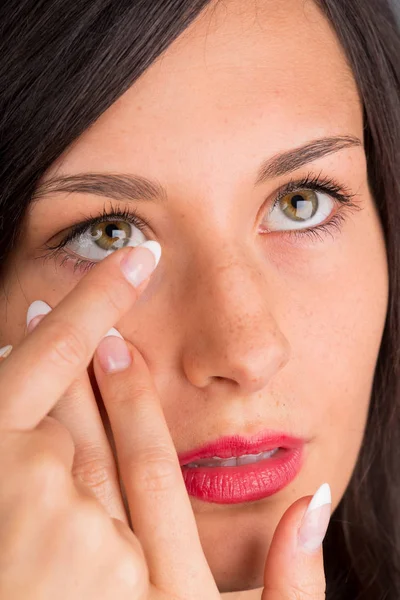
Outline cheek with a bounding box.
[0,256,45,346]
[0,250,86,347]
[281,200,388,502]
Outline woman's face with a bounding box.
[0,0,389,596]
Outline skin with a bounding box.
[0,0,389,596]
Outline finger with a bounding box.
[26,312,129,521]
[92,337,219,599]
[0,345,13,361]
[0,240,161,431]
[49,357,129,524]
[261,483,331,600]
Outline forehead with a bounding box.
[48,0,362,180]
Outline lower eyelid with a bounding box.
[37,245,97,276]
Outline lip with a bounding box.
[178,431,304,466]
[178,431,306,505]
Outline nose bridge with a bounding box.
[203,252,266,320]
[181,246,290,391]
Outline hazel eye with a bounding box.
[67,219,147,260]
[265,189,333,232]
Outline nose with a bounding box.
[181,251,291,394]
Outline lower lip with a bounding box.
[181,446,304,504]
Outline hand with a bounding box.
[0,242,220,599]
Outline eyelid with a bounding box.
[44,201,151,251]
[265,169,357,215]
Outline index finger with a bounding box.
[0,241,161,431]
[92,339,220,599]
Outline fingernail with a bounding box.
[26,300,52,328]
[26,315,46,334]
[103,327,124,339]
[0,344,13,358]
[120,241,161,288]
[96,335,132,374]
[298,483,331,553]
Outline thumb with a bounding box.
[262,482,331,600]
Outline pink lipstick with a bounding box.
[178,431,305,504]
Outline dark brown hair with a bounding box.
[0,1,399,597]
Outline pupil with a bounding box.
[105,224,117,238]
[291,194,304,209]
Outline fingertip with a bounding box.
[26,314,46,334]
[96,335,133,374]
[139,240,162,267]
[262,491,328,597]
[0,344,13,359]
[26,300,52,326]
[303,482,331,517]
[104,327,124,340]
[298,483,331,554]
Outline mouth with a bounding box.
[177,430,306,504]
[178,430,304,467]
[184,447,281,468]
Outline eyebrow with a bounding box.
[32,134,362,204]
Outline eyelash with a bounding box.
[40,204,147,276]
[265,170,360,241]
[40,170,360,275]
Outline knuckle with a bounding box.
[112,517,140,549]
[41,499,109,561]
[111,549,148,593]
[69,497,107,538]
[72,450,117,491]
[91,279,136,316]
[127,382,154,402]
[132,449,179,493]
[46,320,89,369]
[108,368,157,407]
[112,380,153,407]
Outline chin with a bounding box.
[196,510,271,594]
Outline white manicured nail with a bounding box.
[120,241,162,288]
[140,241,161,267]
[0,344,13,358]
[103,327,124,339]
[26,300,52,327]
[298,483,331,553]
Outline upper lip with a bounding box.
[178,430,306,466]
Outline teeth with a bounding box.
[186,448,279,468]
[237,452,266,466]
